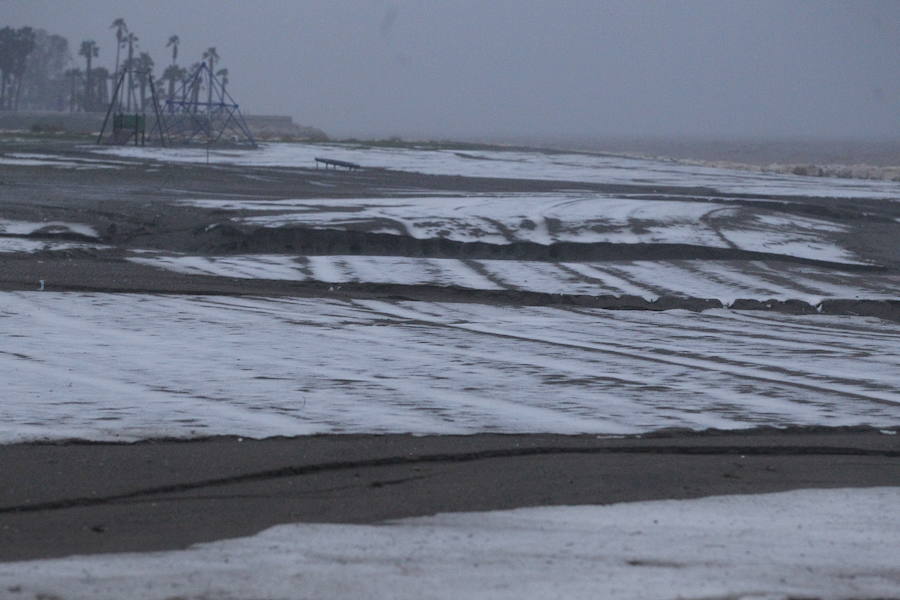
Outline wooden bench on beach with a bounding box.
[315,157,361,171]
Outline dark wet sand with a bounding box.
[1,428,897,562]
[1,139,899,318]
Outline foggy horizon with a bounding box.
[3,0,898,142]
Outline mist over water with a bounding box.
[502,136,900,169]
[3,0,899,154]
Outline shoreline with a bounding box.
[2,427,897,562]
[3,128,899,182]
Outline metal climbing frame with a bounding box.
[158,62,256,147]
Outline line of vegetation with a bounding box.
[0,19,228,114]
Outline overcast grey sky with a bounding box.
[3,0,898,140]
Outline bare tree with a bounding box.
[0,27,39,110]
[0,27,37,110]
[16,29,68,111]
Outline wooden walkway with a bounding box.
[315,157,361,171]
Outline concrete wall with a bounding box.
[0,111,325,139]
[0,111,103,133]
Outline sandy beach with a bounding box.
[1,136,898,597]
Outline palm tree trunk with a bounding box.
[98,77,108,107]
[191,77,199,112]
[126,41,134,112]
[13,74,24,111]
[114,44,120,86]
[85,56,93,111]
[206,58,214,110]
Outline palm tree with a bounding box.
[186,61,201,112]
[216,68,229,98]
[162,64,185,102]
[63,67,83,112]
[202,47,219,107]
[93,66,110,108]
[166,35,180,65]
[135,52,154,111]
[124,31,138,111]
[110,18,127,78]
[78,40,98,110]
